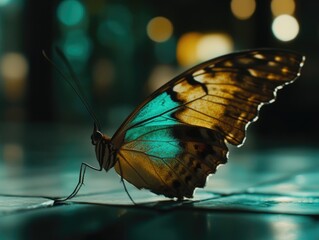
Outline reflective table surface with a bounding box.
[1,123,319,239]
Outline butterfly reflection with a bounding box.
[60,49,305,201]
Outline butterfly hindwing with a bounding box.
[111,49,304,199]
[114,125,227,199]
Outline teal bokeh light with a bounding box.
[0,0,11,6]
[57,0,86,26]
[62,30,92,61]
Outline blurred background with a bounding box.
[0,0,318,168]
[2,2,319,238]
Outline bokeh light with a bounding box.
[147,16,173,42]
[57,0,86,26]
[177,32,202,67]
[196,33,233,62]
[177,32,233,67]
[3,143,24,164]
[0,0,11,7]
[147,65,176,93]
[92,58,115,96]
[0,52,28,80]
[62,30,92,61]
[271,0,295,17]
[231,0,256,20]
[0,52,28,101]
[272,14,299,41]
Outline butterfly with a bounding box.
[53,48,305,201]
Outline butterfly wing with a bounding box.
[111,49,305,198]
[115,125,228,199]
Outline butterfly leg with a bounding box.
[54,162,103,203]
[117,159,136,205]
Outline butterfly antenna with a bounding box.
[42,48,102,130]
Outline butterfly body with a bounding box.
[86,49,304,200]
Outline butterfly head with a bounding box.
[91,122,103,145]
[91,122,115,171]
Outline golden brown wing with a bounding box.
[110,49,304,199]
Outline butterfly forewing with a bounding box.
[111,49,304,199]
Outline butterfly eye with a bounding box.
[91,131,103,145]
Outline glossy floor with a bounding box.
[1,124,319,239]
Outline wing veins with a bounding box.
[183,104,243,131]
[199,96,255,117]
[206,82,275,99]
[118,151,149,186]
[206,92,259,106]
[122,148,194,194]
[124,93,204,132]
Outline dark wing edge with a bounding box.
[184,49,305,146]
